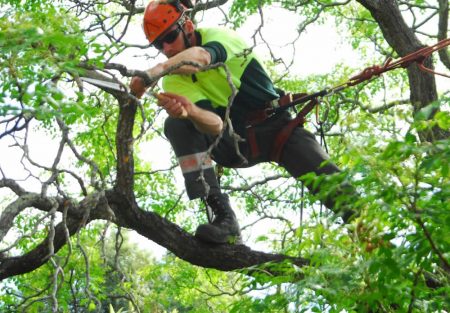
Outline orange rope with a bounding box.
[344,38,450,87]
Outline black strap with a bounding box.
[317,122,329,154]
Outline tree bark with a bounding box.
[115,97,137,200]
[438,0,450,69]
[106,191,309,272]
[0,216,84,281]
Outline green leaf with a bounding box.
[435,111,450,130]
[414,102,440,120]
[405,132,416,143]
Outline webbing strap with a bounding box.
[247,127,260,159]
[270,99,319,162]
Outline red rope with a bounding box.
[345,38,450,87]
[263,39,448,163]
[265,38,449,119]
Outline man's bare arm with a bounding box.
[151,46,211,76]
[156,92,223,135]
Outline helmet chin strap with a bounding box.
[179,24,192,48]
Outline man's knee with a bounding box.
[281,127,338,178]
[316,160,341,176]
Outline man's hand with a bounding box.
[129,64,164,98]
[129,76,147,98]
[155,92,190,118]
[155,92,223,135]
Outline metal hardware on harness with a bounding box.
[267,99,280,109]
[266,89,328,116]
[245,93,301,129]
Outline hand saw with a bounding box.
[80,77,129,93]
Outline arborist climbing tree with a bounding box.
[130,0,359,244]
[1,0,449,311]
[131,0,450,242]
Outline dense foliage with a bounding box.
[0,0,449,312]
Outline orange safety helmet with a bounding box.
[143,1,191,44]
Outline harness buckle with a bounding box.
[269,98,280,108]
[264,107,275,117]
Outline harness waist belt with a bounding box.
[246,93,306,127]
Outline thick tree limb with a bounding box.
[0,216,83,281]
[0,194,55,242]
[0,187,309,281]
[106,190,309,272]
[114,94,138,199]
[0,178,26,196]
[0,190,114,281]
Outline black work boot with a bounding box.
[195,193,242,244]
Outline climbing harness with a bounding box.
[246,38,450,162]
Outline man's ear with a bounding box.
[184,19,195,34]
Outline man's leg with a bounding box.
[244,112,356,222]
[164,117,220,199]
[278,126,357,222]
[164,117,241,243]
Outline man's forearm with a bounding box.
[150,47,211,76]
[188,105,223,135]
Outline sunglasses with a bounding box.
[153,24,182,50]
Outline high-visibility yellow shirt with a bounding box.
[162,27,279,124]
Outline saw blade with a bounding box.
[80,77,128,93]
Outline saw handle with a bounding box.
[153,93,188,118]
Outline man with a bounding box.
[130,0,354,244]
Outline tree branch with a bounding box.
[0,216,84,280]
[438,0,450,70]
[0,178,27,196]
[0,189,115,281]
[107,190,309,272]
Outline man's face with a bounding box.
[153,22,186,57]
